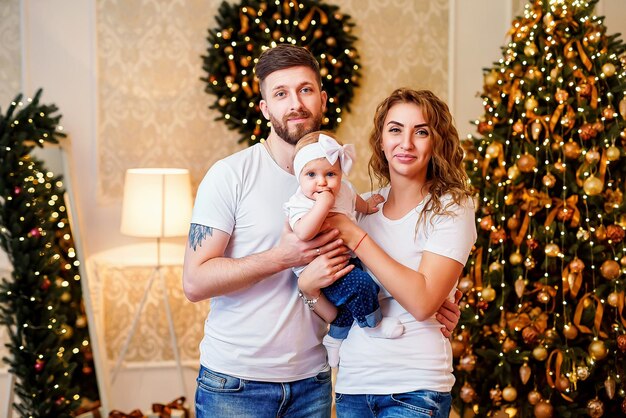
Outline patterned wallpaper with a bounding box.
[96,0,448,199]
[0,0,20,107]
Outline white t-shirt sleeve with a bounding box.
[423,198,477,265]
[191,160,239,235]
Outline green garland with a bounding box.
[0,90,99,416]
[202,0,362,146]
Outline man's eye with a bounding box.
[275,91,285,98]
[301,87,312,93]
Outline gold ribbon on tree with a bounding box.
[298,5,328,31]
[544,195,581,228]
[469,247,484,290]
[561,266,583,298]
[481,141,505,178]
[546,349,575,401]
[573,293,608,338]
[238,6,258,34]
[615,291,626,328]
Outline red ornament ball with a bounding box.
[34,359,45,373]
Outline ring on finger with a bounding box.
[316,248,321,255]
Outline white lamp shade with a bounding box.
[120,168,193,238]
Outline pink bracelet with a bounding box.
[353,232,368,251]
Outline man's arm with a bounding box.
[182,223,342,302]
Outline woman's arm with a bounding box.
[326,214,463,322]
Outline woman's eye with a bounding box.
[389,127,400,133]
[416,129,429,136]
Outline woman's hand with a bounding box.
[325,213,365,249]
[436,289,462,338]
[298,245,353,298]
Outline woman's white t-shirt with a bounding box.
[335,186,477,394]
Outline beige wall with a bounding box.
[96,0,449,202]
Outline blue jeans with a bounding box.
[195,365,332,418]
[335,390,451,418]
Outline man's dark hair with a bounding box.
[254,44,321,98]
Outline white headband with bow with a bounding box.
[293,134,356,177]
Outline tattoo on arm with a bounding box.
[189,223,213,251]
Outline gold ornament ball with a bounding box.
[602,106,615,120]
[524,44,538,56]
[451,340,465,358]
[60,292,72,303]
[524,256,536,270]
[486,143,500,158]
[595,225,607,241]
[482,286,496,302]
[507,165,521,180]
[554,160,566,172]
[556,375,570,391]
[458,353,477,372]
[534,400,553,418]
[587,397,605,418]
[569,257,585,273]
[583,175,603,196]
[577,365,590,380]
[502,385,518,402]
[600,259,620,280]
[602,62,616,77]
[542,173,556,188]
[544,243,560,257]
[484,71,498,87]
[458,276,474,293]
[537,289,551,304]
[563,323,579,340]
[489,261,502,272]
[326,37,337,47]
[607,145,621,161]
[588,340,608,360]
[528,390,542,405]
[563,141,581,159]
[517,154,537,172]
[507,216,520,230]
[533,345,548,361]
[585,149,601,164]
[525,97,539,111]
[479,216,494,230]
[607,291,620,307]
[460,382,477,403]
[510,252,523,265]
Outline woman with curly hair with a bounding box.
[298,88,477,418]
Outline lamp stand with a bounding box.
[110,237,188,396]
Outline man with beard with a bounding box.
[183,45,459,417]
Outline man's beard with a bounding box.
[270,109,323,145]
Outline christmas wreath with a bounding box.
[202,0,362,146]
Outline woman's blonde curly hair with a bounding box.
[368,88,471,227]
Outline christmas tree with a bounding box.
[454,0,626,417]
[0,90,99,417]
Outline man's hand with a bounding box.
[276,221,344,269]
[436,289,462,338]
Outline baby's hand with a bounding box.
[364,194,385,214]
[315,190,335,208]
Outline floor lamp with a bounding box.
[112,168,193,397]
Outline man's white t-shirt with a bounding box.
[191,143,328,382]
[335,186,477,394]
